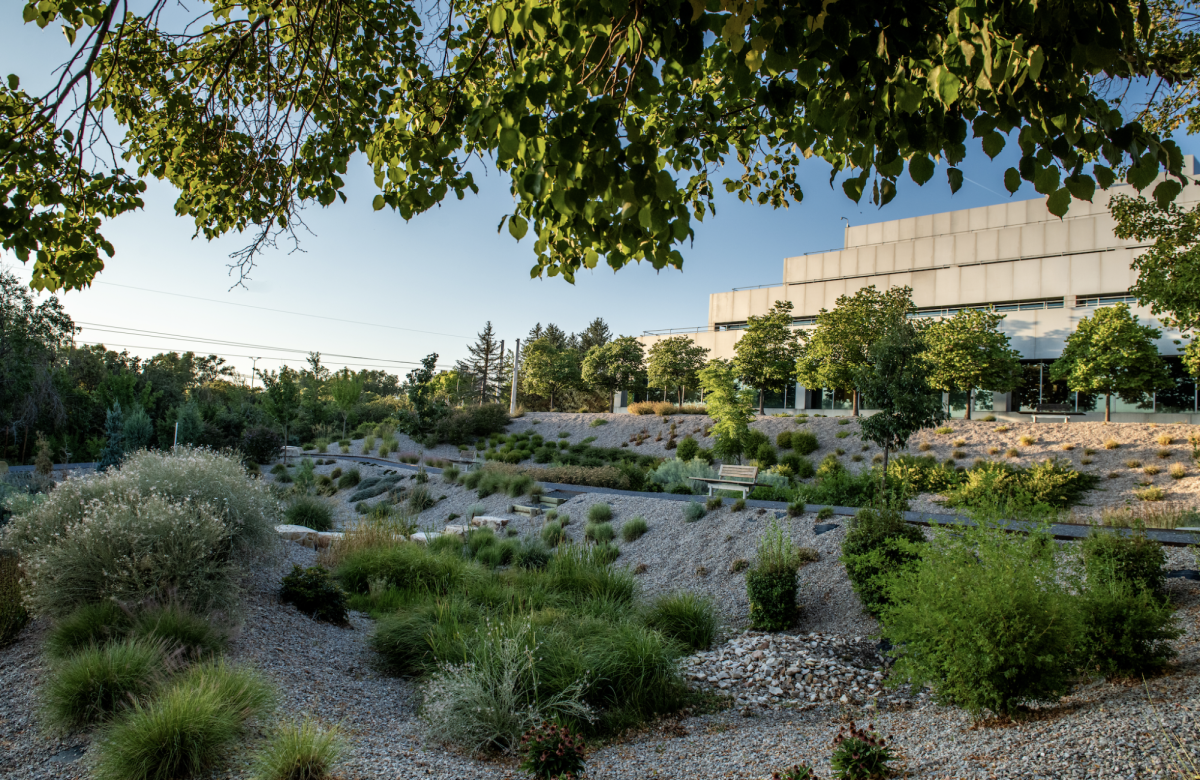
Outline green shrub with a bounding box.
[881,524,1081,717]
[755,443,777,468]
[17,494,238,618]
[252,719,344,780]
[541,521,566,547]
[442,465,461,484]
[0,550,29,647]
[817,506,835,521]
[587,503,613,523]
[407,485,437,514]
[675,436,700,462]
[744,429,769,455]
[942,458,1099,512]
[5,447,278,563]
[240,427,283,465]
[642,591,716,651]
[791,430,819,455]
[585,521,615,544]
[337,544,472,595]
[281,565,348,624]
[1081,529,1166,596]
[816,454,843,480]
[887,455,963,493]
[746,519,799,631]
[683,502,706,522]
[841,508,926,616]
[131,603,227,661]
[830,722,894,780]
[621,516,648,542]
[336,469,361,489]
[1078,576,1180,678]
[43,639,165,729]
[780,453,815,479]
[705,496,723,511]
[776,431,793,450]
[275,471,294,484]
[647,458,715,492]
[93,661,274,780]
[285,495,334,532]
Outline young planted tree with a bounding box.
[797,286,916,416]
[647,336,710,405]
[1049,303,1173,422]
[699,359,756,463]
[521,339,580,412]
[329,370,363,437]
[401,354,447,438]
[855,320,945,494]
[733,300,805,414]
[922,308,1023,419]
[260,367,302,463]
[582,337,646,413]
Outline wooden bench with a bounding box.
[1016,403,1087,423]
[690,465,760,498]
[446,452,487,471]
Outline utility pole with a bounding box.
[510,339,521,415]
[497,340,504,405]
[250,357,261,389]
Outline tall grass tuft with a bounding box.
[251,719,344,780]
[621,516,648,542]
[641,591,717,651]
[93,661,273,780]
[285,495,334,532]
[42,639,165,729]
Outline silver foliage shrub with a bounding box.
[420,620,592,755]
[647,458,715,490]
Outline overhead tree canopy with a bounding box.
[1,0,1188,291]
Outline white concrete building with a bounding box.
[631,160,1200,421]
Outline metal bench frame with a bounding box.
[1016,403,1087,423]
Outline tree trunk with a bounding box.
[662,388,667,402]
[678,387,684,406]
[759,388,765,415]
[610,390,617,414]
[1105,393,1111,423]
[965,388,973,420]
[852,390,860,417]
[880,446,890,501]
[549,390,555,412]
[480,352,489,406]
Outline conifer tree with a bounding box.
[458,322,503,405]
[96,401,125,472]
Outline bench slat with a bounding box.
[718,465,759,478]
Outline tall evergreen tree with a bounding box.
[575,318,612,352]
[457,322,503,404]
[96,401,125,472]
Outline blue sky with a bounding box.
[4,19,1198,380]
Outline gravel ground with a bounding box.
[5,451,1200,779]
[326,411,1200,518]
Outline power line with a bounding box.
[74,321,448,367]
[73,340,452,371]
[94,281,470,339]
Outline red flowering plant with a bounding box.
[519,720,586,779]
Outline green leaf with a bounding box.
[372,194,385,211]
[947,168,963,194]
[1047,187,1071,217]
[499,128,520,159]
[1033,165,1060,195]
[908,155,935,186]
[488,6,506,35]
[1004,168,1022,194]
[1064,174,1095,202]
[842,175,865,203]
[1153,179,1183,209]
[509,215,528,240]
[6,74,18,89]
[1094,165,1116,189]
[1128,159,1159,190]
[981,131,1005,160]
[933,67,961,106]
[1028,46,1046,80]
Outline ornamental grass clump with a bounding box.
[621,516,648,542]
[641,591,717,651]
[745,518,801,631]
[251,719,345,780]
[285,495,334,532]
[683,502,706,522]
[42,638,166,729]
[584,521,615,544]
[93,661,274,780]
[880,523,1080,718]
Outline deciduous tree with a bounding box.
[329,369,363,437]
[733,300,804,415]
[3,0,1184,291]
[521,339,580,412]
[797,286,916,416]
[922,309,1023,419]
[582,337,646,413]
[647,336,709,405]
[855,321,945,494]
[1049,304,1173,422]
[699,359,756,464]
[260,367,302,462]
